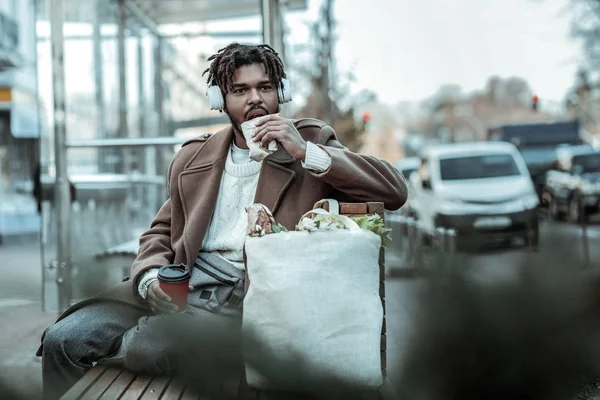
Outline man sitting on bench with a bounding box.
[38,42,407,400]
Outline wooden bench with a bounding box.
[61,202,391,400]
[60,366,199,400]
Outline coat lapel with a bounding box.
[178,126,233,265]
[254,146,296,216]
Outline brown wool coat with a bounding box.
[53,118,407,319]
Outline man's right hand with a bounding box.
[147,281,179,314]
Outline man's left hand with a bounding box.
[252,115,307,160]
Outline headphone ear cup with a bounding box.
[206,86,225,111]
[278,77,292,104]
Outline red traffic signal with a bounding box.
[531,94,539,111]
[361,110,372,122]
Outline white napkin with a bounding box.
[241,115,279,162]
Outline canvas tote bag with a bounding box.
[242,199,384,392]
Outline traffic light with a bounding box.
[361,110,372,131]
[361,110,372,123]
[531,94,539,111]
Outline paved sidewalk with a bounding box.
[0,235,57,399]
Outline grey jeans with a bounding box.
[41,301,146,400]
[41,301,243,400]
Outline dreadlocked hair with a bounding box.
[202,43,286,93]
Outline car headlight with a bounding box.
[436,197,470,214]
[439,196,464,206]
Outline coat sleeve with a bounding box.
[129,158,176,297]
[313,125,408,211]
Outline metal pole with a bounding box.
[49,0,72,313]
[93,0,106,137]
[153,36,164,135]
[276,1,286,62]
[32,0,46,309]
[152,34,168,193]
[396,214,408,268]
[66,137,188,148]
[446,229,458,269]
[262,0,293,119]
[37,31,263,41]
[324,0,335,125]
[137,32,158,221]
[414,221,425,270]
[137,35,145,138]
[117,0,128,140]
[93,0,105,137]
[261,0,286,60]
[92,0,107,173]
[261,0,273,48]
[435,227,447,269]
[406,217,416,269]
[581,204,590,268]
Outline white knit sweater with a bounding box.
[200,143,261,267]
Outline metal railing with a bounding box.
[41,137,186,312]
[385,211,458,273]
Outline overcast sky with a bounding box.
[287,0,582,105]
[37,0,582,112]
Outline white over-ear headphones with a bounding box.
[206,76,293,111]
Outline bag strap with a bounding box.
[300,205,360,231]
[312,198,340,214]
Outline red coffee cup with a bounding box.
[158,264,190,311]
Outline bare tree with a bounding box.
[570,0,600,78]
[293,0,367,152]
[425,84,463,111]
[502,76,532,106]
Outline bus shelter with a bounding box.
[38,0,307,312]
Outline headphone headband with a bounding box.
[206,74,292,111]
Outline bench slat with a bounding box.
[160,377,187,399]
[61,366,107,400]
[119,375,154,400]
[340,202,368,214]
[139,376,171,400]
[98,369,136,399]
[367,202,385,214]
[82,367,121,398]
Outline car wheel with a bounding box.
[525,225,540,252]
[549,199,564,221]
[568,197,583,223]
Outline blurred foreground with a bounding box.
[0,213,599,398]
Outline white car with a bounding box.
[410,142,540,248]
[545,145,600,222]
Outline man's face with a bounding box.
[224,63,279,138]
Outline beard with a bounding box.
[227,113,243,136]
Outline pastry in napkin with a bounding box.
[241,115,279,162]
